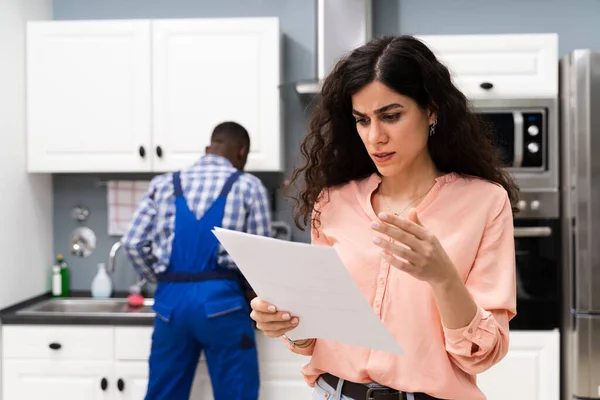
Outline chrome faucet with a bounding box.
[107,240,122,274]
[129,277,148,295]
[108,240,152,296]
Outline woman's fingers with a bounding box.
[250,309,297,323]
[262,327,297,338]
[371,220,422,251]
[250,297,277,313]
[256,318,298,333]
[250,297,299,338]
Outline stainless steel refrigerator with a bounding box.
[560,49,600,400]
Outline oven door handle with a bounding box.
[512,112,524,167]
[514,226,552,237]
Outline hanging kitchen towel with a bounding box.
[107,180,150,236]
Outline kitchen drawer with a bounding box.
[114,326,153,360]
[2,325,113,360]
[416,33,558,99]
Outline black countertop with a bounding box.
[0,291,155,326]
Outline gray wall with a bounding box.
[52,0,600,291]
[373,0,600,56]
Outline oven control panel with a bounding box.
[514,191,559,219]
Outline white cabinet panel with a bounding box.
[26,20,152,172]
[417,34,558,99]
[113,361,149,400]
[3,360,113,400]
[152,18,282,172]
[26,18,283,173]
[114,327,152,361]
[477,329,560,400]
[3,325,113,360]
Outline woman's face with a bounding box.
[351,81,436,177]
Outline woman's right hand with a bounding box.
[250,297,299,338]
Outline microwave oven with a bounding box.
[471,98,559,195]
[475,108,546,171]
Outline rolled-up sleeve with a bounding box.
[443,193,517,374]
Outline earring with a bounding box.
[429,118,438,137]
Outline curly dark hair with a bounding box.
[285,35,520,231]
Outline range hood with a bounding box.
[295,0,372,100]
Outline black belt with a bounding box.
[321,373,439,400]
[156,269,258,329]
[157,269,240,283]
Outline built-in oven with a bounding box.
[511,218,561,330]
[509,191,562,331]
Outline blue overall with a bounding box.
[145,170,259,400]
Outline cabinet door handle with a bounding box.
[480,82,494,90]
[139,146,146,158]
[156,146,163,158]
[100,377,108,391]
[48,342,61,350]
[117,378,125,391]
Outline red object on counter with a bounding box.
[127,293,145,307]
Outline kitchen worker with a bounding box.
[122,121,271,400]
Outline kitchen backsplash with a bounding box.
[53,171,306,292]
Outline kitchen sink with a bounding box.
[16,297,155,317]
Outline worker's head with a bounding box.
[206,121,251,170]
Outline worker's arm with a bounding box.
[246,181,272,238]
[122,178,160,283]
[220,180,272,269]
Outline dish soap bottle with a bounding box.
[91,263,112,298]
[51,265,63,297]
[56,254,70,297]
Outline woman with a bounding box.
[250,35,518,400]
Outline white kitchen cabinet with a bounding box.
[3,326,558,400]
[113,362,151,400]
[3,360,113,400]
[26,20,152,173]
[2,325,312,400]
[416,34,558,100]
[112,326,312,400]
[26,18,282,173]
[477,329,560,400]
[152,18,282,173]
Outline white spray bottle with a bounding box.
[91,263,112,298]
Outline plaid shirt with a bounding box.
[122,154,272,282]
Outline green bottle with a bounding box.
[56,254,70,298]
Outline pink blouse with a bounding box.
[284,172,517,400]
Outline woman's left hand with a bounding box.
[371,209,457,285]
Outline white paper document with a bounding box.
[212,227,405,355]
